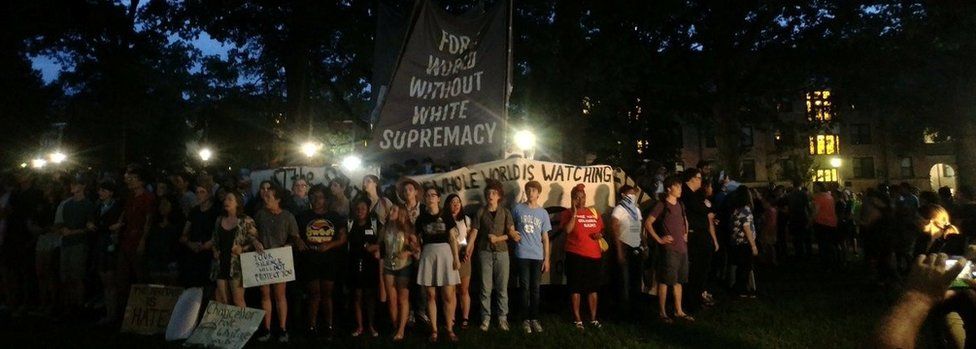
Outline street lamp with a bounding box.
[341,154,362,171]
[49,151,67,164]
[513,129,536,151]
[31,158,47,169]
[300,142,321,158]
[830,157,842,168]
[198,148,213,162]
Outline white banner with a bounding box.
[249,165,380,197]
[183,302,265,349]
[409,158,619,212]
[240,246,296,288]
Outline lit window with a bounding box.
[806,90,833,122]
[900,157,914,178]
[812,168,838,183]
[809,134,840,155]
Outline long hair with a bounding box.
[388,203,415,236]
[443,193,464,221]
[222,191,246,218]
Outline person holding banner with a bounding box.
[381,204,418,342]
[254,186,306,342]
[468,179,518,332]
[561,184,605,330]
[416,186,461,342]
[297,185,347,339]
[211,191,261,308]
[512,180,552,334]
[348,198,381,338]
[445,193,473,329]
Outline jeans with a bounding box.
[517,258,542,320]
[478,250,510,321]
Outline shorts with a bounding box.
[300,252,340,282]
[60,243,88,281]
[656,250,689,286]
[565,252,603,294]
[384,264,414,288]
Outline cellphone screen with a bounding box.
[947,258,975,288]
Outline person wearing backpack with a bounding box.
[467,179,518,332]
[645,176,693,324]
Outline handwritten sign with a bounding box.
[183,302,265,349]
[240,246,296,288]
[121,284,184,335]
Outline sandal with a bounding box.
[351,329,364,337]
[447,331,459,342]
[675,314,696,322]
[573,321,585,330]
[429,332,438,343]
[393,332,405,342]
[659,315,674,324]
[589,320,602,329]
[461,319,469,329]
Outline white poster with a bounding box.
[183,302,265,349]
[249,165,380,197]
[239,246,296,288]
[121,284,184,335]
[409,158,619,212]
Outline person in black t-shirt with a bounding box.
[297,185,347,337]
[348,198,381,337]
[180,185,220,287]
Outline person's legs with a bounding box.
[587,292,599,322]
[673,283,685,316]
[273,282,288,332]
[306,280,321,329]
[215,280,229,304]
[494,252,510,322]
[364,287,377,333]
[384,275,398,325]
[231,283,247,307]
[528,260,541,320]
[395,284,410,339]
[478,251,494,325]
[98,271,117,321]
[426,286,438,336]
[353,289,364,333]
[517,258,531,320]
[259,285,272,330]
[657,283,669,317]
[458,275,471,324]
[321,280,335,329]
[443,285,457,334]
[571,292,582,323]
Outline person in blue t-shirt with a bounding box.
[512,180,551,334]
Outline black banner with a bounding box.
[369,0,511,164]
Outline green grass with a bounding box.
[0,261,890,348]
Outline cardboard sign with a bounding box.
[121,284,184,335]
[240,246,296,288]
[183,302,265,349]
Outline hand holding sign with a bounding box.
[240,246,296,288]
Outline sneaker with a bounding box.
[531,320,543,333]
[522,320,532,334]
[278,331,289,343]
[256,330,272,342]
[479,319,490,332]
[418,312,431,325]
[499,318,510,331]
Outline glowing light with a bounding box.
[513,130,536,151]
[830,157,842,168]
[341,155,363,171]
[198,148,213,161]
[19,162,27,168]
[31,158,47,169]
[300,142,321,158]
[49,151,67,164]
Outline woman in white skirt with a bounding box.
[415,186,461,343]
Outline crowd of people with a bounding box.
[0,159,972,345]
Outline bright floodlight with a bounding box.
[341,155,363,171]
[31,158,47,169]
[49,151,67,164]
[830,157,842,168]
[514,130,536,150]
[20,162,28,168]
[198,148,213,161]
[301,142,320,158]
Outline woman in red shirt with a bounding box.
[560,184,605,330]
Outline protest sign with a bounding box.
[249,165,380,198]
[240,246,296,288]
[409,158,618,212]
[183,302,265,349]
[121,284,184,335]
[369,0,512,164]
